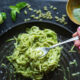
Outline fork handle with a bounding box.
[50,36,79,48]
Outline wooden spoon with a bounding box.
[66,0,80,25]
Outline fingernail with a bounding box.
[78,46,80,49]
[78,27,80,31]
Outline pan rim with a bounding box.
[0,21,73,37]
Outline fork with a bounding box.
[36,36,79,57]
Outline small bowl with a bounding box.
[66,0,80,25]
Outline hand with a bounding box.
[73,27,80,53]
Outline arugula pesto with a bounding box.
[73,8,80,23]
[7,26,62,80]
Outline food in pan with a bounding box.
[7,26,62,80]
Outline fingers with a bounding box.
[72,32,78,37]
[73,27,80,54]
[73,26,80,37]
[77,27,80,37]
[74,40,80,53]
[74,40,80,47]
[78,46,80,50]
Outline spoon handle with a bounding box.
[50,36,79,48]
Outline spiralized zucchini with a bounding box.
[7,26,62,80]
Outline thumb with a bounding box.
[77,27,80,36]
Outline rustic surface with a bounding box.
[0,0,77,35]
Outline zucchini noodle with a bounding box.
[7,26,62,80]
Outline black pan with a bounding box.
[0,21,80,80]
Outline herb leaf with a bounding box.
[1,12,7,20]
[16,2,27,10]
[0,12,7,24]
[9,2,27,21]
[11,10,19,21]
[10,6,20,21]
[0,13,3,24]
[9,6,17,10]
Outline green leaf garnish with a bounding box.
[16,2,27,10]
[9,2,27,21]
[10,6,20,21]
[0,12,7,24]
[1,12,7,20]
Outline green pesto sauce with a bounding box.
[73,8,80,23]
[7,26,62,80]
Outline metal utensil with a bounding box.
[37,36,79,57]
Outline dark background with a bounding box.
[0,0,80,80]
[0,0,78,35]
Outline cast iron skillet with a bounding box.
[0,21,80,80]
